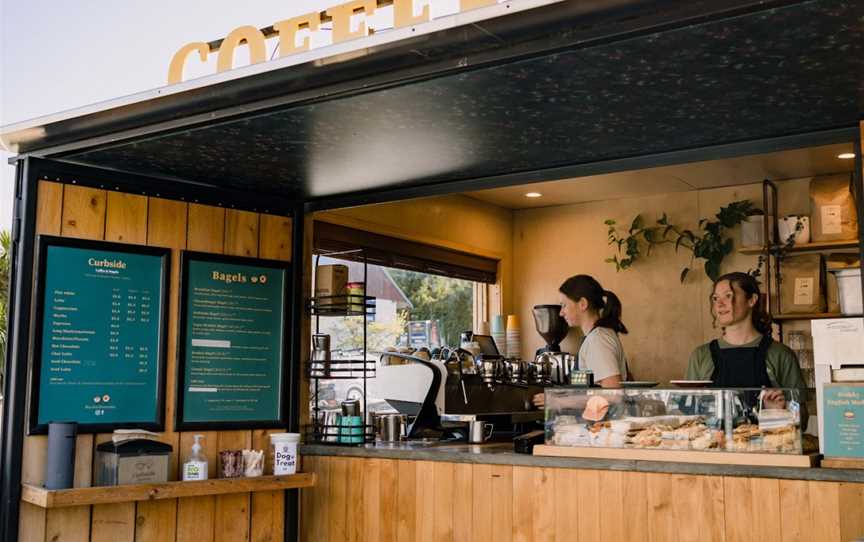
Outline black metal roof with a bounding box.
[2,0,862,209]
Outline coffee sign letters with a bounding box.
[169,0,500,83]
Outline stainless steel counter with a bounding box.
[300,441,864,483]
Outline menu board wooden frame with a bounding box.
[29,235,170,435]
[175,251,291,431]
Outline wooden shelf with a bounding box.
[772,312,862,321]
[738,240,860,255]
[21,473,316,509]
[534,445,819,468]
[822,457,864,470]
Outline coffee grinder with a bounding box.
[531,305,573,385]
[532,305,569,355]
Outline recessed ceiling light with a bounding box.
[837,152,856,159]
[525,192,542,198]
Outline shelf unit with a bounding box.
[738,239,860,255]
[21,474,316,509]
[753,178,863,389]
[306,250,377,446]
[756,179,861,324]
[772,312,862,321]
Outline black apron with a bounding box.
[709,335,773,388]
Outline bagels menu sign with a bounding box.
[169,0,501,83]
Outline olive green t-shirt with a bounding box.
[686,335,806,392]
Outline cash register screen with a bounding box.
[473,334,501,357]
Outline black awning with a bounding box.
[4,0,863,207]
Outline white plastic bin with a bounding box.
[831,268,862,315]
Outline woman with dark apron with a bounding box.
[686,272,807,420]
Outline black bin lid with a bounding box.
[96,438,173,455]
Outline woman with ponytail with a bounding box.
[556,275,629,389]
[533,274,628,407]
[686,272,806,412]
[532,274,628,407]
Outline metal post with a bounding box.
[0,158,39,542]
[853,131,864,311]
[285,202,305,542]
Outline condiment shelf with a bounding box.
[307,359,376,379]
[21,473,316,509]
[738,239,860,255]
[772,312,862,321]
[307,295,376,317]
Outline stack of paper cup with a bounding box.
[490,315,506,358]
[506,314,521,360]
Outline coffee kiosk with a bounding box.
[2,0,864,541]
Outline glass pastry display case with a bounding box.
[544,387,803,454]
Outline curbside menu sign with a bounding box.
[30,236,170,434]
[176,252,290,430]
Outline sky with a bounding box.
[0,0,434,231]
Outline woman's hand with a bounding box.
[762,389,787,409]
[532,392,545,409]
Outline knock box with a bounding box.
[95,439,173,486]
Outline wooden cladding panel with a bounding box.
[300,457,864,542]
[44,185,105,542]
[18,181,64,542]
[19,182,292,542]
[91,191,149,542]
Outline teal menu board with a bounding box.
[177,252,289,429]
[823,384,864,458]
[30,236,169,434]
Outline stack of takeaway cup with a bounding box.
[491,315,507,358]
[506,314,522,360]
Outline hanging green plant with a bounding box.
[605,200,755,282]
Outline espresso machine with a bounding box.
[532,304,575,385]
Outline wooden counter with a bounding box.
[299,444,864,542]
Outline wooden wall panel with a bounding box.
[415,460,435,542]
[18,181,63,542]
[346,456,367,542]
[213,208,259,542]
[17,182,293,542]
[432,461,454,542]
[452,463,474,542]
[839,483,864,541]
[471,463,494,542]
[552,467,578,542]
[91,503,135,542]
[577,469,602,542]
[105,192,148,244]
[397,458,417,542]
[90,193,148,542]
[250,215,292,542]
[489,465,514,542]
[780,480,812,542]
[44,185,106,542]
[299,457,864,542]
[259,214,293,261]
[330,456,350,542]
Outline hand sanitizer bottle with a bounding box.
[182,434,208,481]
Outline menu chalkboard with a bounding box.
[30,236,170,434]
[176,252,290,430]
